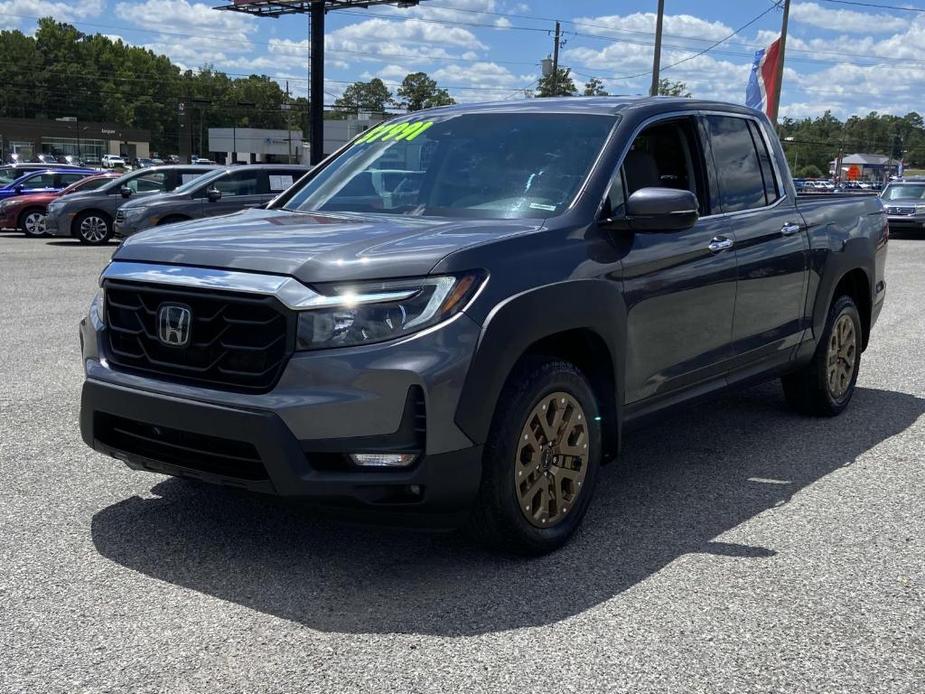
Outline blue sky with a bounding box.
[2,0,925,119]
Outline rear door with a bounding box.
[617,115,738,406]
[704,114,809,368]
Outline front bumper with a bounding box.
[886,214,925,230]
[0,208,18,229]
[45,209,74,237]
[79,307,484,525]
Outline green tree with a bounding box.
[397,72,455,111]
[583,77,608,96]
[795,164,823,178]
[656,78,690,97]
[333,78,395,114]
[536,68,577,97]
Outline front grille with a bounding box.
[886,206,915,216]
[104,280,295,392]
[95,413,268,480]
[115,209,125,223]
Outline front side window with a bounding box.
[18,172,57,189]
[706,115,767,213]
[283,113,618,219]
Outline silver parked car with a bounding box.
[114,164,308,238]
[880,181,925,234]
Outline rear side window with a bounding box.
[214,170,260,196]
[747,120,780,205]
[706,115,767,213]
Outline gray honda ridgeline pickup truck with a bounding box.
[79,98,888,554]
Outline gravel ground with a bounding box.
[1,231,923,693]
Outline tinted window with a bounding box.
[747,120,779,205]
[69,177,111,193]
[707,115,767,212]
[19,172,57,189]
[283,113,617,219]
[213,170,260,196]
[58,173,87,187]
[125,171,166,193]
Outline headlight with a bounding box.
[915,204,925,213]
[0,199,14,212]
[296,272,484,351]
[89,288,105,329]
[122,206,148,220]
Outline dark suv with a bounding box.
[114,164,309,238]
[45,165,217,244]
[78,98,887,554]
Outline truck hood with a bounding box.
[113,208,544,283]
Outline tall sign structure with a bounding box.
[216,1,425,165]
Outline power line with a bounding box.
[821,0,925,12]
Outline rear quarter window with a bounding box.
[706,115,768,213]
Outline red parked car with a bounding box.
[0,173,120,237]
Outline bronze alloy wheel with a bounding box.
[827,312,857,400]
[514,391,589,528]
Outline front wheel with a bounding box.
[75,211,112,245]
[782,294,862,416]
[467,357,602,555]
[19,208,47,237]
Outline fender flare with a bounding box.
[454,279,626,454]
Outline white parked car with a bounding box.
[101,154,126,168]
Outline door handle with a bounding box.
[781,222,803,236]
[708,236,734,253]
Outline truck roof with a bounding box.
[416,96,761,119]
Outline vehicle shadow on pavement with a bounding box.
[91,383,924,636]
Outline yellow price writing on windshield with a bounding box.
[355,120,435,144]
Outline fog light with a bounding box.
[349,453,417,467]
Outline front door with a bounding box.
[703,114,809,367]
[202,169,267,218]
[616,116,738,405]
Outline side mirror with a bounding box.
[206,187,222,202]
[603,187,699,233]
[120,185,132,199]
[13,184,23,194]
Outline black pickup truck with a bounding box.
[78,97,888,554]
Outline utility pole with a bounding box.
[769,0,791,123]
[309,3,325,165]
[650,0,665,97]
[551,21,561,96]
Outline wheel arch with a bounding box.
[455,280,626,462]
[71,208,112,236]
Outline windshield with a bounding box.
[173,168,228,194]
[282,113,617,219]
[882,184,925,201]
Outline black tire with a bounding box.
[467,357,602,555]
[18,207,47,237]
[782,294,862,417]
[74,210,113,245]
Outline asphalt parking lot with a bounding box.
[1,231,923,693]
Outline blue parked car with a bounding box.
[0,168,98,200]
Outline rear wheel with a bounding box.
[75,211,112,245]
[782,294,862,416]
[18,208,46,237]
[467,357,602,555]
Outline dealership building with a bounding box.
[0,116,151,163]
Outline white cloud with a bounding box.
[790,1,907,34]
[113,0,258,66]
[572,12,733,42]
[0,0,104,28]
